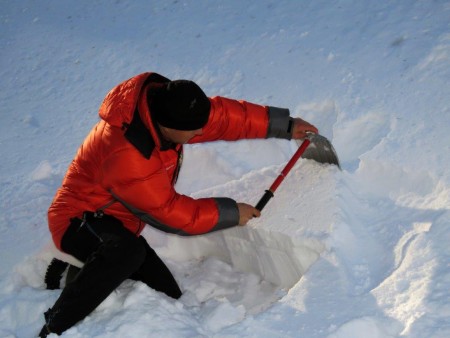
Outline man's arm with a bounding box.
[189,96,318,143]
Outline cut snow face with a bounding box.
[145,218,325,290]
[146,159,337,291]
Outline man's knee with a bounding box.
[95,232,147,271]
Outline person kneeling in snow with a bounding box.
[39,72,318,336]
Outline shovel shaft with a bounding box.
[255,190,274,211]
[255,138,311,211]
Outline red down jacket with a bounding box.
[48,72,292,250]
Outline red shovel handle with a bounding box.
[255,138,311,211]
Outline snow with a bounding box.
[1,0,450,337]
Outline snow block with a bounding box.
[144,221,325,288]
[146,162,336,288]
[221,227,324,287]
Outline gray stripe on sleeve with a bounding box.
[266,106,292,139]
[109,190,238,236]
[210,197,239,232]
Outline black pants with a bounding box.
[44,212,182,335]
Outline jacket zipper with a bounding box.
[171,146,183,186]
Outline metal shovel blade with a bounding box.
[296,133,341,169]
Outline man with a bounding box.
[39,72,318,336]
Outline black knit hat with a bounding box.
[150,80,211,131]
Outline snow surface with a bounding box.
[1,0,450,337]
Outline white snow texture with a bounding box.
[1,1,450,337]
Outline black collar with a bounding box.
[123,108,155,159]
[123,107,177,159]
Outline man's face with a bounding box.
[159,126,203,144]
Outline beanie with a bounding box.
[150,80,211,131]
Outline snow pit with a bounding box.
[146,161,336,289]
[145,226,324,289]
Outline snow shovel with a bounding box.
[299,133,341,169]
[255,133,340,211]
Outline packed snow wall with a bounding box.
[144,226,325,288]
[145,161,337,288]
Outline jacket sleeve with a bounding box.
[189,96,293,144]
[102,146,239,235]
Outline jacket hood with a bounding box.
[98,72,170,129]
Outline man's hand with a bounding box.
[291,118,319,139]
[237,203,261,226]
